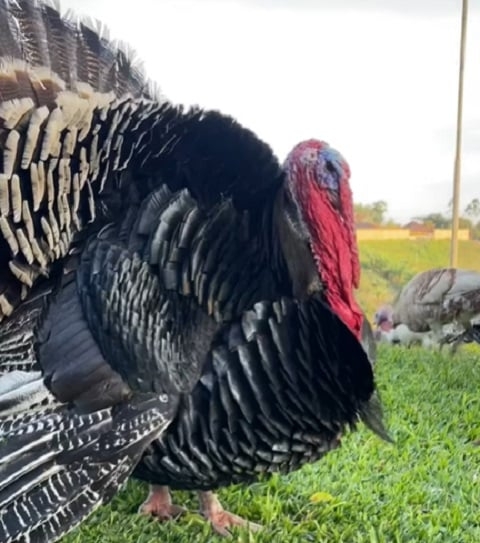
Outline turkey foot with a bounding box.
[138,485,187,520]
[198,490,262,537]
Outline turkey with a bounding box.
[0,0,389,541]
[375,268,480,352]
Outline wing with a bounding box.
[393,269,450,329]
[0,383,175,543]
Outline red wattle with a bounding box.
[305,182,363,339]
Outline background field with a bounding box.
[62,239,480,543]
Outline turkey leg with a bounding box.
[138,485,187,520]
[198,490,262,536]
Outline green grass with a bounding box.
[357,239,480,318]
[64,345,480,543]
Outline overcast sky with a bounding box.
[61,0,480,222]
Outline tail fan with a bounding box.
[0,386,176,543]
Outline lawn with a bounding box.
[64,345,480,543]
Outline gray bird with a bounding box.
[375,268,480,351]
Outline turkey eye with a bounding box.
[325,161,336,174]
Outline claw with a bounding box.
[138,485,187,520]
[198,491,262,537]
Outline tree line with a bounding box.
[354,198,480,238]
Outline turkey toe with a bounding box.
[138,485,187,520]
[198,491,262,537]
[208,510,262,537]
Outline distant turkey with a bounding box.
[375,268,480,351]
[0,0,389,541]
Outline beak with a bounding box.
[379,320,394,332]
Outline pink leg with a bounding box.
[198,490,262,537]
[138,485,187,520]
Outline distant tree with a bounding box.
[412,198,479,235]
[354,203,371,223]
[371,200,388,224]
[414,213,450,229]
[354,200,388,225]
[464,198,480,221]
[383,219,401,228]
[459,217,472,229]
[471,223,480,240]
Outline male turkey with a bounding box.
[375,268,480,351]
[0,0,389,541]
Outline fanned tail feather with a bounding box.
[0,0,158,98]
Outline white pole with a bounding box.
[450,0,468,267]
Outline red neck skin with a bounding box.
[303,178,363,340]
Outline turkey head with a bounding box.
[279,139,363,339]
[374,305,394,332]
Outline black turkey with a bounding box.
[0,0,389,541]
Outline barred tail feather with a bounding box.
[0,390,175,543]
[0,0,156,98]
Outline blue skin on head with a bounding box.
[374,306,393,327]
[317,148,343,191]
[284,140,349,211]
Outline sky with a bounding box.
[60,0,480,223]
